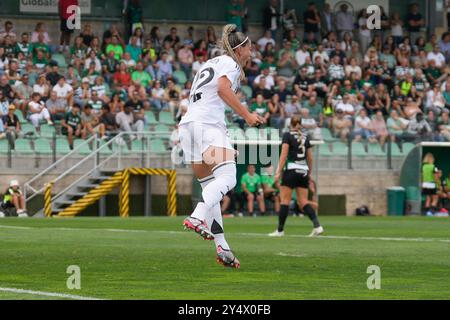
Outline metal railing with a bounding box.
[24,131,172,210]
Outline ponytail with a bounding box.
[220,24,249,81]
[290,115,303,143]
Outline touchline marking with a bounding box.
[1,225,449,243]
[277,252,306,258]
[0,287,103,300]
[0,225,32,230]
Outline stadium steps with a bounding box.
[50,169,122,216]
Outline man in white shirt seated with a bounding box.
[295,43,311,67]
[427,45,446,68]
[254,68,275,90]
[335,94,355,120]
[353,108,377,143]
[52,76,73,108]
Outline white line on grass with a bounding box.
[0,225,32,230]
[1,224,449,243]
[0,287,103,300]
[277,252,307,258]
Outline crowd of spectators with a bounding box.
[1,0,450,154]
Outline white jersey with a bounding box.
[179,55,241,126]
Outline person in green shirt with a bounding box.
[32,50,49,70]
[131,61,152,87]
[106,36,124,61]
[1,180,28,217]
[61,104,82,149]
[241,165,266,216]
[250,94,270,125]
[226,0,243,32]
[261,166,280,214]
[30,34,50,60]
[303,94,323,124]
[422,153,439,215]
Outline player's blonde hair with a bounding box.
[290,115,304,143]
[220,24,249,81]
[423,153,435,164]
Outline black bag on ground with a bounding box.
[355,205,371,216]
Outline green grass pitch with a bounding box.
[0,216,449,300]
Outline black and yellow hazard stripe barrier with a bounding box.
[121,168,177,217]
[44,182,53,218]
[46,168,177,218]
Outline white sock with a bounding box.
[202,161,237,209]
[205,204,230,250]
[190,175,215,221]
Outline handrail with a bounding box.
[24,135,97,202]
[24,131,172,213]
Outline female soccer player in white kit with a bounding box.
[179,24,265,268]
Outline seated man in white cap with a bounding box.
[1,180,28,217]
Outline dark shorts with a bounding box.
[60,19,75,33]
[61,126,79,136]
[281,169,309,189]
[422,188,437,196]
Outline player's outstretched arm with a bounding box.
[217,76,265,127]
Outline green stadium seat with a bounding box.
[15,110,27,124]
[318,144,333,157]
[0,139,11,154]
[391,143,403,157]
[51,53,68,69]
[98,139,113,155]
[173,70,188,86]
[35,138,53,155]
[149,139,167,154]
[55,138,72,154]
[154,124,171,135]
[367,143,386,157]
[145,111,158,126]
[159,112,175,125]
[14,139,33,154]
[321,127,333,141]
[351,142,367,157]
[241,85,252,99]
[40,124,56,139]
[130,139,147,153]
[74,139,94,155]
[21,124,36,136]
[332,141,348,156]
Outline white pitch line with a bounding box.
[277,252,306,258]
[0,287,103,300]
[1,224,450,243]
[0,225,32,230]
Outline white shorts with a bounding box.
[179,122,234,163]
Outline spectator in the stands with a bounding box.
[46,90,67,121]
[115,102,144,141]
[406,3,425,45]
[335,3,354,41]
[331,109,352,142]
[80,104,106,140]
[156,51,173,83]
[372,110,389,148]
[61,103,82,149]
[263,0,280,40]
[387,110,408,143]
[241,165,266,217]
[300,108,322,140]
[177,40,194,77]
[436,109,450,141]
[227,0,243,32]
[164,27,180,50]
[58,0,79,53]
[28,92,53,130]
[1,104,21,146]
[304,2,320,41]
[404,112,433,142]
[52,76,73,108]
[268,93,285,129]
[250,93,270,125]
[353,109,377,143]
[99,104,119,138]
